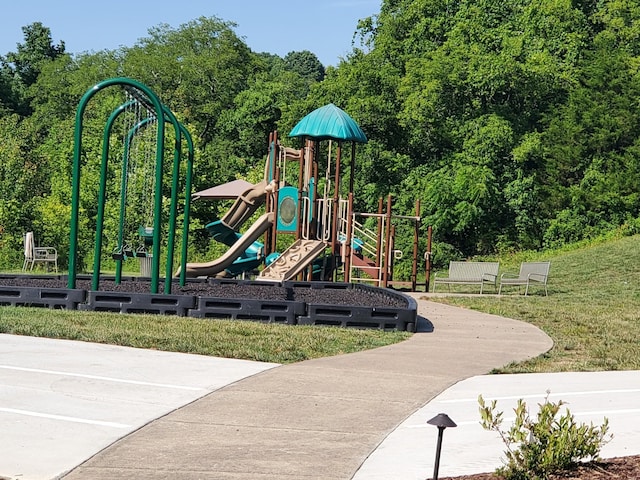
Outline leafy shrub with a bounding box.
[430,241,464,270]
[478,393,611,480]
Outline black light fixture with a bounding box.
[427,413,457,480]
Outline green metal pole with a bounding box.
[92,103,130,290]
[164,125,181,294]
[69,84,106,289]
[161,107,194,292]
[178,124,194,287]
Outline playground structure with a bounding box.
[68,77,194,294]
[184,103,425,291]
[342,195,423,291]
[0,78,418,331]
[66,78,425,292]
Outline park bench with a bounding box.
[432,261,499,294]
[498,261,551,296]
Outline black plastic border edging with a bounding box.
[0,275,418,331]
[289,281,418,332]
[0,285,86,310]
[79,290,196,316]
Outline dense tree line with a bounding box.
[1,1,640,274]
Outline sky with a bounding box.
[1,0,381,67]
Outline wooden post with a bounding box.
[330,143,342,280]
[264,131,275,256]
[412,199,420,292]
[271,165,281,256]
[375,197,383,286]
[389,224,396,285]
[383,195,393,288]
[296,144,305,242]
[349,142,356,194]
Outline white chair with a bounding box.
[23,231,58,272]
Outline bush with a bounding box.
[478,393,612,480]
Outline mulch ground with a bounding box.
[438,455,640,479]
[0,277,408,308]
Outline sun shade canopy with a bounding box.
[192,179,254,200]
[289,103,367,143]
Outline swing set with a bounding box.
[111,107,157,266]
[68,78,194,294]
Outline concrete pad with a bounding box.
[0,334,278,480]
[353,370,640,480]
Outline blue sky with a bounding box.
[1,0,381,66]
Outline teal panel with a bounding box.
[277,186,299,232]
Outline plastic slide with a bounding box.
[220,180,274,230]
[178,212,274,278]
[180,179,276,278]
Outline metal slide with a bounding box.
[178,212,274,278]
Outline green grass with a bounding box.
[430,234,640,373]
[0,307,411,364]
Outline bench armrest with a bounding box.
[482,273,497,284]
[34,247,57,258]
[500,273,519,280]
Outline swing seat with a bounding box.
[135,245,148,257]
[113,244,134,260]
[138,225,154,246]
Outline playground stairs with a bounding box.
[258,239,326,282]
[351,253,379,280]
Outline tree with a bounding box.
[283,50,325,82]
[4,22,65,115]
[122,16,258,146]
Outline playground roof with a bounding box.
[289,103,367,143]
[192,179,254,201]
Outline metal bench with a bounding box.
[433,261,499,294]
[498,261,551,296]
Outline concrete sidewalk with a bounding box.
[61,295,555,480]
[0,335,280,480]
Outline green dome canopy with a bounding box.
[289,103,367,143]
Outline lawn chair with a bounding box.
[23,231,58,272]
[498,261,550,296]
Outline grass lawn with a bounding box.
[0,306,411,364]
[430,234,640,373]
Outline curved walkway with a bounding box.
[62,295,553,479]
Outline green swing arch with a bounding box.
[68,77,194,294]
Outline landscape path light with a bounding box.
[427,412,457,480]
